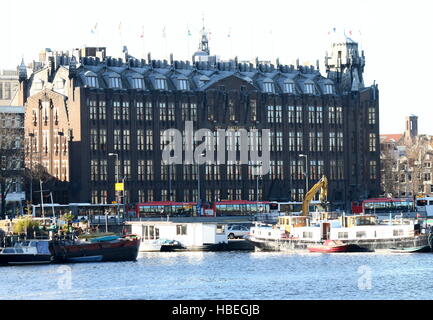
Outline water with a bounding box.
[1,251,433,300]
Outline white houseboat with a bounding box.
[245,213,430,252]
[127,221,229,252]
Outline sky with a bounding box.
[1,0,432,134]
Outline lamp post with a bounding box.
[299,154,309,193]
[108,153,120,220]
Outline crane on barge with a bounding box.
[301,175,329,216]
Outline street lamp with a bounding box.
[108,153,121,220]
[299,154,309,193]
[28,133,35,207]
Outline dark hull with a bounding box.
[51,239,140,263]
[245,235,430,252]
[0,254,52,266]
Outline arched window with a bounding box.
[84,71,98,88]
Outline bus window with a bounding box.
[417,200,427,207]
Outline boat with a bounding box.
[0,240,53,266]
[308,240,352,253]
[389,245,431,253]
[50,234,140,263]
[245,176,432,252]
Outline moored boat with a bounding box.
[389,245,431,253]
[308,240,352,253]
[50,234,140,263]
[0,240,53,266]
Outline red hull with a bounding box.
[308,245,350,253]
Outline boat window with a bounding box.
[2,248,15,253]
[393,229,404,237]
[303,232,313,239]
[216,224,226,235]
[429,201,433,206]
[15,248,24,253]
[338,232,348,239]
[356,231,367,238]
[30,242,38,247]
[176,225,187,236]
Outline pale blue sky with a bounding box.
[2,0,432,134]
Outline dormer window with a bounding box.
[284,81,295,94]
[109,76,122,89]
[85,71,99,88]
[263,80,275,93]
[178,79,189,91]
[199,75,210,87]
[324,83,334,94]
[132,77,145,90]
[155,78,167,90]
[304,83,315,94]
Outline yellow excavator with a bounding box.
[301,175,329,216]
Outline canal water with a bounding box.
[1,251,433,300]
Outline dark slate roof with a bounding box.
[35,53,341,96]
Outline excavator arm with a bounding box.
[301,175,328,216]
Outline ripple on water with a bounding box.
[1,252,433,300]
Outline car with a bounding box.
[227,225,250,239]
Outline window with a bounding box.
[287,106,295,123]
[267,106,274,123]
[304,83,315,94]
[308,107,315,124]
[296,106,302,123]
[113,101,121,120]
[369,161,377,180]
[109,76,121,89]
[176,225,187,235]
[87,76,98,88]
[368,107,376,125]
[324,83,334,94]
[178,79,189,90]
[137,130,145,151]
[155,78,167,90]
[250,99,257,121]
[145,102,152,121]
[263,80,275,93]
[284,81,295,94]
[132,77,145,89]
[356,231,367,238]
[136,102,144,121]
[369,133,376,152]
[275,106,282,123]
[338,232,348,239]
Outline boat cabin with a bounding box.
[340,215,376,228]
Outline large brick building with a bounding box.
[19,32,380,211]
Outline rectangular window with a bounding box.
[123,130,130,151]
[267,106,274,123]
[250,99,257,121]
[308,106,315,124]
[176,225,187,236]
[296,106,303,123]
[288,106,295,123]
[145,102,152,121]
[137,130,145,151]
[122,101,129,121]
[368,107,376,125]
[369,133,376,152]
[113,101,121,120]
[146,130,153,151]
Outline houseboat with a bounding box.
[127,221,229,252]
[245,213,431,252]
[0,240,53,266]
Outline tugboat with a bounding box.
[50,234,140,263]
[0,240,53,266]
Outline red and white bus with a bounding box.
[352,198,415,215]
[133,200,275,218]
